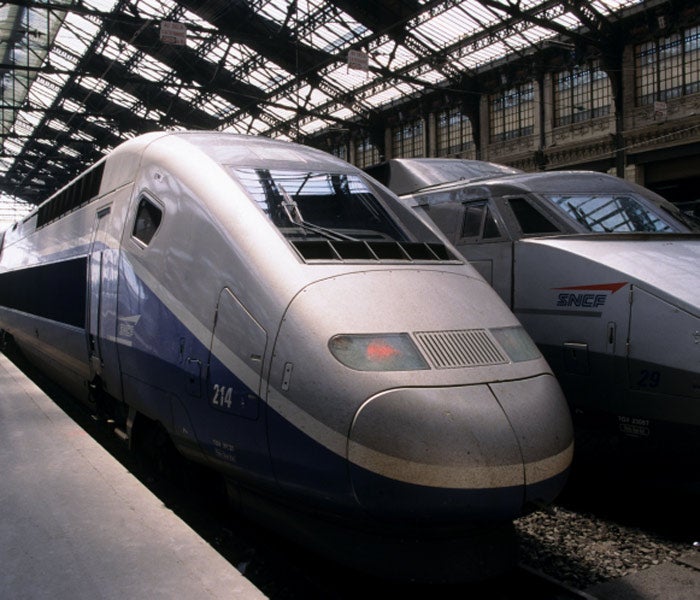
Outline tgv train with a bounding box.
[367,158,700,448]
[0,133,573,581]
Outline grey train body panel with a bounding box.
[370,158,700,443]
[0,135,574,581]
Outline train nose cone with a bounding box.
[490,374,574,508]
[347,375,572,524]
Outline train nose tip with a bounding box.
[347,375,573,523]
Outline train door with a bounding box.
[624,285,696,435]
[414,196,513,304]
[87,204,121,396]
[452,199,513,306]
[201,287,274,481]
[87,206,110,377]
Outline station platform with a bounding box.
[0,352,267,600]
[586,551,700,600]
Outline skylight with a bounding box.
[0,0,648,208]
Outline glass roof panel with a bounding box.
[299,118,332,135]
[371,40,419,71]
[312,22,371,54]
[294,83,332,106]
[457,41,510,70]
[0,0,652,209]
[328,106,355,121]
[1,2,68,154]
[592,0,641,12]
[223,116,267,136]
[247,63,294,90]
[413,6,491,51]
[552,12,583,29]
[324,63,377,92]
[198,94,236,119]
[133,0,178,20]
[28,74,64,107]
[163,83,201,103]
[363,81,420,109]
[406,65,444,86]
[127,50,175,83]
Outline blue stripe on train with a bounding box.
[115,259,353,501]
[114,259,551,525]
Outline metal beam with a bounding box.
[177,0,334,80]
[81,51,222,130]
[103,12,267,114]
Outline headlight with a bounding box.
[490,326,541,363]
[329,333,429,371]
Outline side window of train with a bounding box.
[507,197,560,235]
[423,202,464,243]
[132,197,163,246]
[459,201,504,243]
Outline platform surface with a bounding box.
[586,554,700,600]
[0,352,267,599]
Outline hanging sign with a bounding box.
[160,21,187,45]
[347,50,369,73]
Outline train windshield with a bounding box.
[234,168,406,239]
[232,168,459,262]
[542,193,681,233]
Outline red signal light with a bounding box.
[366,340,400,361]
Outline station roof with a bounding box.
[1,0,645,207]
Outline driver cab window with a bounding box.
[423,202,464,242]
[508,197,560,235]
[133,197,163,245]
[460,201,503,241]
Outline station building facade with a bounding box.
[311,2,700,209]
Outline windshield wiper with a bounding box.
[277,185,359,242]
[660,203,700,232]
[566,201,590,229]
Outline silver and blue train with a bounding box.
[0,133,573,580]
[367,158,700,449]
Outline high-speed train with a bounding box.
[0,133,573,581]
[367,158,700,450]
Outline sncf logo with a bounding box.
[557,293,607,308]
[553,282,627,308]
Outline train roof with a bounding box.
[368,158,700,234]
[111,131,354,173]
[366,157,673,197]
[437,169,665,197]
[367,157,677,208]
[364,158,522,196]
[8,132,375,237]
[402,167,690,220]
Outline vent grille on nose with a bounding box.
[413,329,508,369]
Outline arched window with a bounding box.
[635,25,700,105]
[354,136,380,168]
[489,83,534,142]
[436,108,475,157]
[391,118,424,158]
[554,62,611,126]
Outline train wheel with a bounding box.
[0,330,14,352]
[134,418,183,484]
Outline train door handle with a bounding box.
[607,322,616,351]
[185,357,202,397]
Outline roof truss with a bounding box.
[0,0,647,205]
